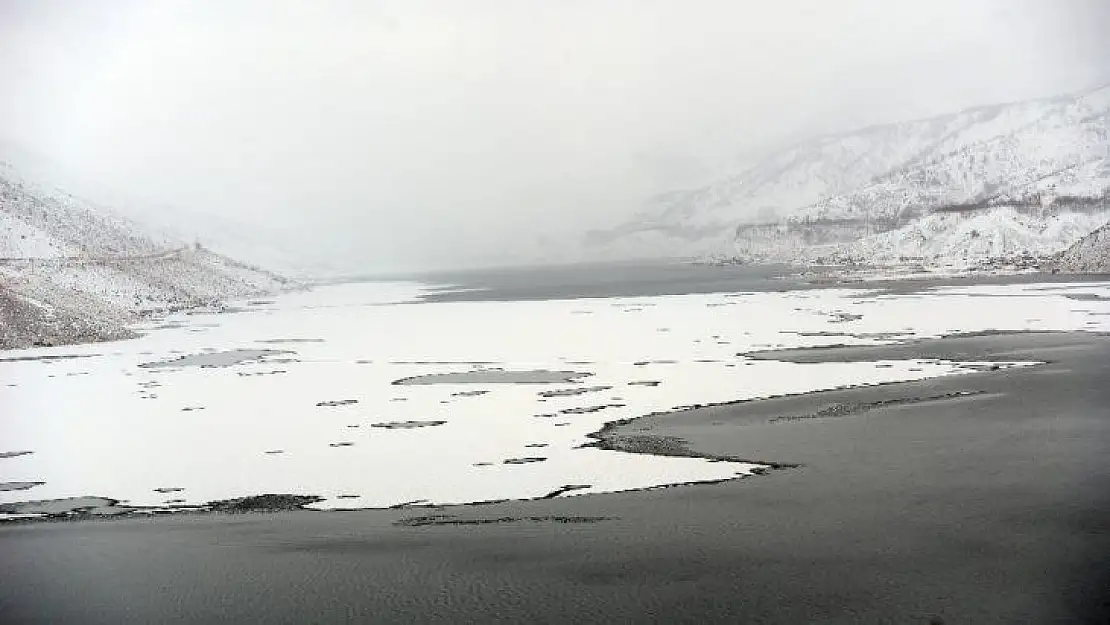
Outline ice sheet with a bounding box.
[2,280,1108,515]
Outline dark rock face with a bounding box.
[538,386,612,398]
[394,514,613,527]
[1053,223,1110,273]
[207,494,324,512]
[0,285,132,350]
[317,399,359,407]
[559,404,626,415]
[370,421,447,429]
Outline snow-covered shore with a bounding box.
[3,279,1109,519]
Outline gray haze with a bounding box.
[2,0,1109,271]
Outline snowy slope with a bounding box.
[1052,222,1110,273]
[590,84,1110,265]
[799,87,1110,224]
[0,145,339,278]
[822,208,1109,268]
[0,160,169,258]
[1,162,291,349]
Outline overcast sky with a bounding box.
[2,0,1109,270]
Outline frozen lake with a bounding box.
[2,278,1110,517]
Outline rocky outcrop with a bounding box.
[1051,222,1110,273]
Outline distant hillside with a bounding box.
[0,142,343,279]
[1052,222,1110,274]
[0,160,291,349]
[588,84,1110,267]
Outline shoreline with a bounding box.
[0,329,1093,524]
[416,263,1110,303]
[5,265,1108,352]
[3,331,1108,623]
[11,276,1110,519]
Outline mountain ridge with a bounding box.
[589,83,1110,266]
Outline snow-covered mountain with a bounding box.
[1,160,291,349]
[589,84,1110,267]
[0,142,343,279]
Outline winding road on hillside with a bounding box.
[0,246,189,266]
